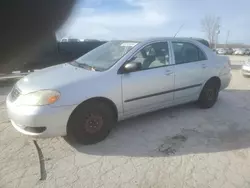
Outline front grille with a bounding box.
[9,86,21,102]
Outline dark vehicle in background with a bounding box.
[23,40,106,72]
[0,35,106,74]
[244,49,250,55]
[57,40,106,63]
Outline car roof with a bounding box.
[113,37,206,43]
[110,37,210,48]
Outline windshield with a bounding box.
[74,40,138,71]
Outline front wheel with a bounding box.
[67,101,115,145]
[198,81,219,109]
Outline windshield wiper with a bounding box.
[79,63,96,71]
[79,63,106,71]
[71,61,95,71]
[71,61,105,71]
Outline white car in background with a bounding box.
[234,48,246,55]
[6,37,232,145]
[217,48,227,55]
[242,59,250,76]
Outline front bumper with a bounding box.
[6,95,77,138]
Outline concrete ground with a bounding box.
[1,55,250,188]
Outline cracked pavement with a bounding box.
[1,57,250,187]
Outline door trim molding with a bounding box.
[124,83,202,102]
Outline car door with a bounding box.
[197,45,211,83]
[171,41,205,102]
[121,41,175,116]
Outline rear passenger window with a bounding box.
[172,42,207,64]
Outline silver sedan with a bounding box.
[6,38,231,144]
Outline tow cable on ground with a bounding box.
[32,140,47,181]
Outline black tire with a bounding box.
[198,80,219,109]
[67,101,115,145]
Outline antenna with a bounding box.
[225,30,230,47]
[174,24,184,37]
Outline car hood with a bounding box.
[16,63,100,94]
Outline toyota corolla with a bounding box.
[6,38,231,144]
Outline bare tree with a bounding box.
[201,16,220,48]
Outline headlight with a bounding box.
[15,90,60,106]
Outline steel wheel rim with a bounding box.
[206,88,215,101]
[84,113,103,134]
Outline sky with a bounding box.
[57,0,250,44]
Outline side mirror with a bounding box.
[123,62,141,73]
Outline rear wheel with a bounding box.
[67,101,115,145]
[198,80,219,109]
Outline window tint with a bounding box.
[129,42,170,70]
[172,42,206,64]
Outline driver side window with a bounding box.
[129,42,170,71]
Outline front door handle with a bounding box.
[165,70,173,76]
[202,64,207,69]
